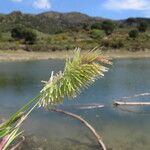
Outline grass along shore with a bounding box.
[0,50,150,62]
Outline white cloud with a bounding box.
[11,0,22,2]
[103,0,150,10]
[33,0,51,9]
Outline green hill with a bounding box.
[0,11,150,52]
[0,11,99,34]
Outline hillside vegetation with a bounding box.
[0,11,150,51]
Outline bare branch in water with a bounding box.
[50,108,107,150]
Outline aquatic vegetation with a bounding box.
[0,48,111,150]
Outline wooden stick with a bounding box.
[114,101,150,106]
[50,108,107,150]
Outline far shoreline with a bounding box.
[0,50,150,62]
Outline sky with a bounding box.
[0,0,150,19]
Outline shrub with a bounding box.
[129,29,138,38]
[111,39,124,49]
[82,23,90,31]
[101,39,110,47]
[0,32,2,40]
[101,20,115,35]
[25,44,65,51]
[131,43,142,51]
[0,42,23,50]
[128,29,139,38]
[138,22,147,32]
[101,38,124,49]
[90,29,105,39]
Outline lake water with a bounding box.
[0,58,150,150]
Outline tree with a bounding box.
[138,22,147,32]
[23,29,37,44]
[0,49,111,150]
[11,26,37,44]
[11,25,24,40]
[128,29,139,38]
[91,22,102,30]
[101,20,115,35]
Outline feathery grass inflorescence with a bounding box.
[39,48,111,107]
[0,48,111,150]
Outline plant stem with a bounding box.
[0,95,41,129]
